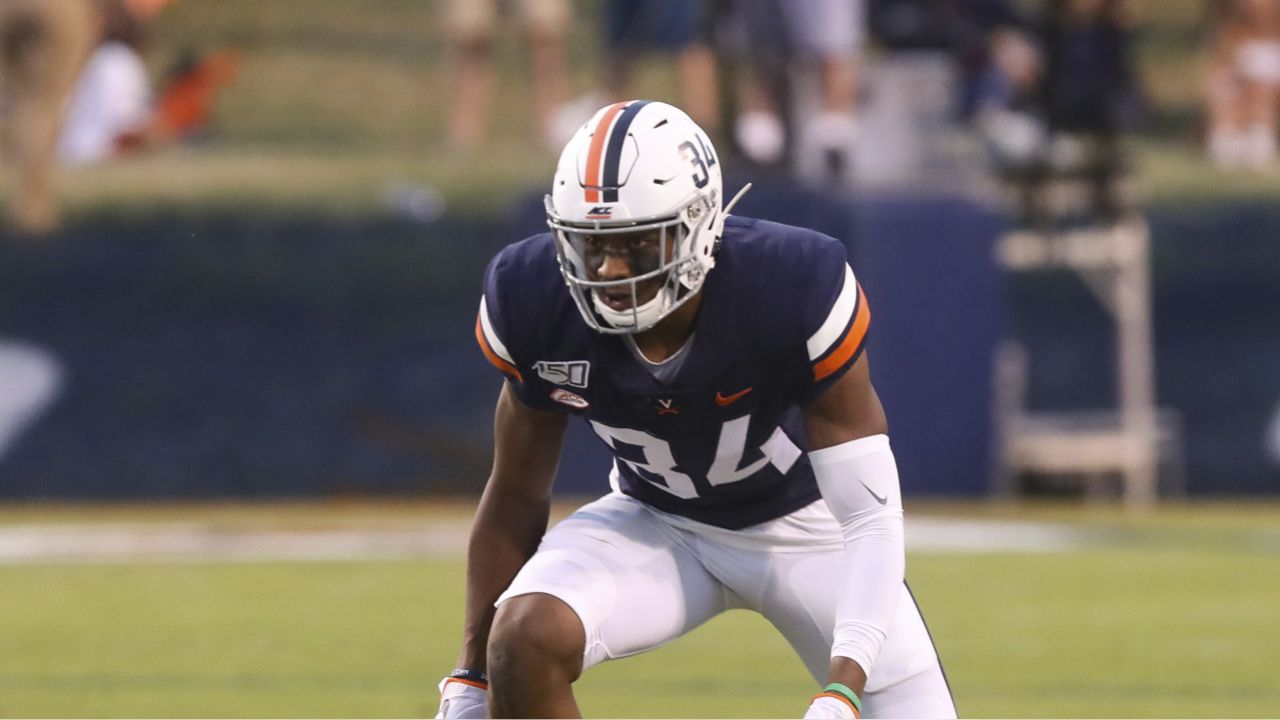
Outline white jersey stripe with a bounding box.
[478,295,516,365]
[806,264,858,361]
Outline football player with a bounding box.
[437,100,956,719]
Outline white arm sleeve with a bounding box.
[808,433,905,676]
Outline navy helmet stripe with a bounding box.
[601,100,650,203]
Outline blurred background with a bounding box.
[2,0,1279,502]
[0,0,1278,717]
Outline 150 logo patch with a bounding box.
[535,360,590,388]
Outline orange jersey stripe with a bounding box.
[584,102,628,202]
[475,313,524,383]
[812,283,871,382]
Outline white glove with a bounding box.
[435,677,489,720]
[803,694,860,719]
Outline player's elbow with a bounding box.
[837,507,904,552]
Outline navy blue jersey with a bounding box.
[475,215,871,530]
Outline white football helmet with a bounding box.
[547,100,745,334]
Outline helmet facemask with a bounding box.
[547,192,716,335]
[546,100,738,334]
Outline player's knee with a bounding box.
[489,592,585,682]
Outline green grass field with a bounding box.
[1,501,1277,718]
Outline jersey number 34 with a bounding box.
[589,415,800,499]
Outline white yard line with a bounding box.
[0,521,472,564]
[0,517,1094,565]
[905,517,1097,553]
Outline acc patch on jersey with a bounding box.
[535,360,590,388]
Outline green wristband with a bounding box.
[823,682,863,714]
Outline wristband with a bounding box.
[823,682,862,715]
[449,667,488,686]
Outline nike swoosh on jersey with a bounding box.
[715,387,753,406]
[861,481,888,505]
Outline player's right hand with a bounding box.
[435,676,489,719]
[803,693,860,719]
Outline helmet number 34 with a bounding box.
[679,135,717,189]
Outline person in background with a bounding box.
[981,0,1141,227]
[0,0,96,237]
[970,26,1044,169]
[443,0,569,151]
[782,0,866,180]
[715,0,865,178]
[1204,0,1280,169]
[59,0,238,167]
[1039,0,1142,144]
[1036,0,1143,221]
[946,0,1037,124]
[603,0,719,136]
[865,0,1037,123]
[58,0,152,166]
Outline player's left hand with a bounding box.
[803,693,860,719]
[434,677,488,720]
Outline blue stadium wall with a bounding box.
[0,188,1277,499]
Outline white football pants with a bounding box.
[497,492,957,718]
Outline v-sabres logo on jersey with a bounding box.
[535,360,590,388]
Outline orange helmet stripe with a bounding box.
[584,101,628,203]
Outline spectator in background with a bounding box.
[1040,0,1142,142]
[0,0,96,237]
[58,0,151,165]
[603,0,719,135]
[1037,0,1143,220]
[944,0,1036,123]
[715,0,792,166]
[719,0,865,180]
[785,0,866,182]
[443,0,569,150]
[58,0,237,166]
[970,26,1043,168]
[1204,0,1280,169]
[865,0,1039,182]
[975,0,1141,227]
[865,0,1037,122]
